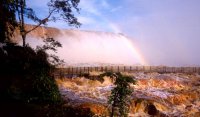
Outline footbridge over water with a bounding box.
[54,66,200,78]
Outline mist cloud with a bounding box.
[26,0,200,66]
[113,0,200,66]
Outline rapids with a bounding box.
[56,72,200,116]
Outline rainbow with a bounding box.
[56,30,147,66]
[120,35,147,65]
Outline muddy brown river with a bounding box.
[56,72,200,117]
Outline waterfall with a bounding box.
[56,30,145,66]
[18,25,146,66]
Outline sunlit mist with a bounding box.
[24,29,146,66]
[56,30,145,66]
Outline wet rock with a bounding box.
[146,104,158,115]
[158,112,169,117]
[56,72,200,116]
[194,112,200,117]
[185,105,193,110]
[78,103,108,116]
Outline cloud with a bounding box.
[26,0,122,33]
[26,0,200,66]
[116,0,200,66]
[107,23,121,33]
[77,0,123,33]
[27,0,49,8]
[110,6,122,12]
[101,0,110,9]
[26,0,49,16]
[77,16,96,25]
[79,0,101,16]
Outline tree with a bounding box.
[0,0,17,42]
[13,0,81,47]
[100,72,136,117]
[0,0,80,104]
[36,37,64,66]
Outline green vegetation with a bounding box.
[0,0,96,117]
[0,0,81,46]
[100,72,136,117]
[0,44,96,116]
[0,35,65,103]
[0,0,17,42]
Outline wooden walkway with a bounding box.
[54,66,200,78]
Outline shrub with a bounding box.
[0,44,61,103]
[99,72,136,117]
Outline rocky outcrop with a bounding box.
[56,72,200,116]
[13,24,62,43]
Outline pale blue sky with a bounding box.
[26,0,200,66]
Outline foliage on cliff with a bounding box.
[0,0,17,42]
[0,44,61,103]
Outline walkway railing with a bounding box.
[54,66,200,78]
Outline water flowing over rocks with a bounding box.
[56,72,200,116]
[13,25,144,66]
